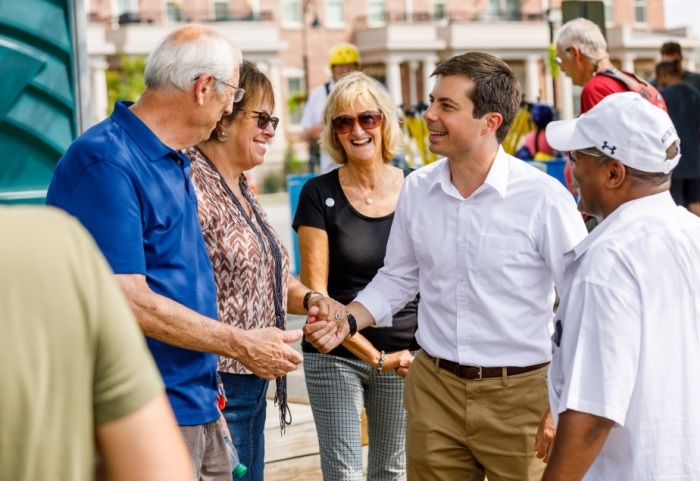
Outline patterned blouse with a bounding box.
[186,147,290,374]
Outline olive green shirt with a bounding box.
[0,206,164,481]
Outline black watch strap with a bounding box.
[303,290,321,312]
[346,312,358,337]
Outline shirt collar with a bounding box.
[111,100,178,162]
[568,191,677,261]
[428,147,509,199]
[482,146,509,199]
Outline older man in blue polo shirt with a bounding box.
[47,25,304,480]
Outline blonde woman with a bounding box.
[293,71,418,481]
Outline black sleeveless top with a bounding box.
[293,168,420,358]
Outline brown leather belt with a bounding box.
[425,352,549,381]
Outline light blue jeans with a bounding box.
[219,372,269,481]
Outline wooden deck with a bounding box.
[263,400,369,480]
[264,400,323,480]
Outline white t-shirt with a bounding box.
[549,192,700,480]
[300,80,338,174]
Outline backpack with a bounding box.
[599,68,668,112]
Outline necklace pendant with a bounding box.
[365,198,373,205]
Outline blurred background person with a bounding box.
[0,206,191,481]
[185,60,345,481]
[652,41,700,90]
[294,71,419,481]
[301,43,364,174]
[514,103,560,161]
[656,60,700,215]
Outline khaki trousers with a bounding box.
[404,350,549,481]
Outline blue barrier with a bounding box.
[525,158,567,189]
[287,173,317,275]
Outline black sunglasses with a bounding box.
[331,111,383,134]
[240,109,279,131]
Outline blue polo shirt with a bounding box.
[47,100,219,426]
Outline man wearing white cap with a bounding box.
[542,91,700,480]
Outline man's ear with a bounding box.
[605,160,627,189]
[193,74,214,106]
[482,112,503,137]
[569,45,582,62]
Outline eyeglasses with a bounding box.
[192,75,245,103]
[569,148,605,163]
[240,109,279,131]
[218,80,245,103]
[331,111,383,134]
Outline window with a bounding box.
[633,0,646,23]
[282,0,302,23]
[603,0,613,24]
[488,0,519,20]
[326,0,344,25]
[114,0,138,16]
[213,0,229,20]
[433,0,446,21]
[287,77,305,125]
[166,1,182,22]
[368,0,384,24]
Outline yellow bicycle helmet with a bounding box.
[329,43,361,67]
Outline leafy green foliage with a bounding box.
[106,55,146,115]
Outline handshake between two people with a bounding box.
[304,300,414,378]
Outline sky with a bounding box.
[664,0,700,35]
[664,0,700,62]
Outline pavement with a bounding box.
[259,192,310,403]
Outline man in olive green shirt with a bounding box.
[0,206,192,481]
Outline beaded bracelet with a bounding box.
[377,350,386,373]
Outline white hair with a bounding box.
[556,18,608,59]
[144,25,242,93]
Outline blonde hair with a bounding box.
[320,72,402,165]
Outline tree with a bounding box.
[105,55,146,115]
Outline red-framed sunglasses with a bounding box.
[331,111,383,134]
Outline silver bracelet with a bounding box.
[376,350,386,373]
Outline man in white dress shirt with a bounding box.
[543,92,700,480]
[305,52,587,480]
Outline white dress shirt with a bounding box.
[549,192,700,480]
[355,148,587,367]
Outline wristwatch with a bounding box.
[345,312,358,337]
[303,290,322,312]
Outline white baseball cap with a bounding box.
[546,92,680,174]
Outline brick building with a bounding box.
[84,0,699,170]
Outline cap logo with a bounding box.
[601,141,617,155]
[661,127,675,144]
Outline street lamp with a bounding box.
[301,0,321,94]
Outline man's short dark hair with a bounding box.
[660,41,683,59]
[656,61,681,78]
[432,52,521,144]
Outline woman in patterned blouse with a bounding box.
[185,60,345,481]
